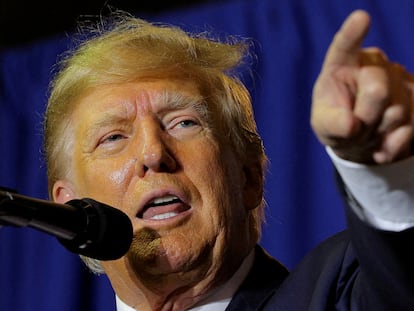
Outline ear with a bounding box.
[52,180,77,204]
[242,160,264,211]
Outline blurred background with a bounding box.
[2,0,414,310]
[1,0,221,47]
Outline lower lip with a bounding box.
[134,205,192,227]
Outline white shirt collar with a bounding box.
[116,296,232,311]
[116,249,255,311]
[116,297,135,311]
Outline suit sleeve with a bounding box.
[337,173,414,310]
[263,174,414,311]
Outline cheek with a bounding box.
[190,143,245,219]
[74,156,137,201]
[107,158,137,186]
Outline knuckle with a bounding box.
[363,79,389,100]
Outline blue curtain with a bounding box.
[1,0,414,309]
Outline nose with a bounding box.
[135,120,178,177]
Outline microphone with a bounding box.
[0,188,132,260]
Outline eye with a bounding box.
[99,133,127,145]
[169,117,200,131]
[177,119,198,128]
[166,116,203,140]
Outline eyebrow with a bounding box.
[154,90,209,120]
[83,105,134,142]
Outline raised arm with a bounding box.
[311,11,414,309]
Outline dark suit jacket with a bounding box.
[227,180,414,310]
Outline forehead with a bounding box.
[75,78,204,113]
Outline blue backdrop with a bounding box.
[2,0,414,310]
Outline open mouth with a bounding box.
[137,195,190,220]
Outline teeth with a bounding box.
[138,195,183,220]
[150,195,179,206]
[151,212,179,220]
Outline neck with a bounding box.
[106,248,255,311]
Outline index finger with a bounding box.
[323,10,371,68]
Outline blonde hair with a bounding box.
[44,12,267,272]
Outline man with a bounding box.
[44,9,414,310]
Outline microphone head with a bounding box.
[58,198,132,260]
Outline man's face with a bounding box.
[55,78,255,284]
